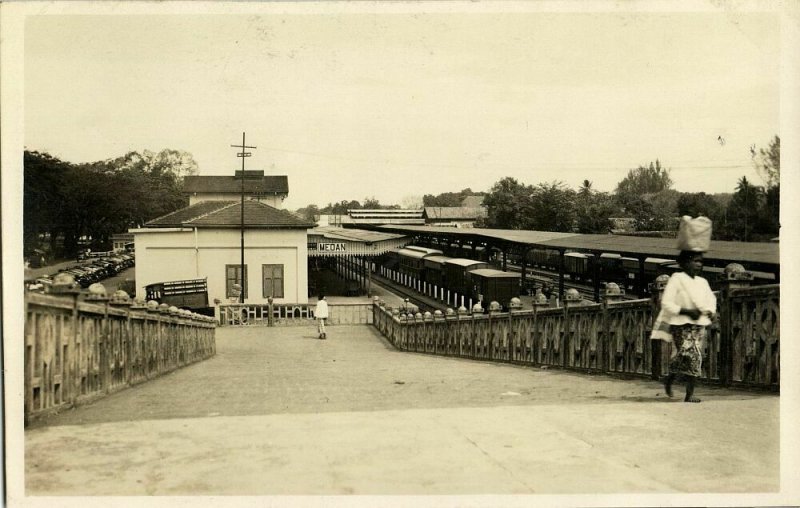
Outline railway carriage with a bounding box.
[423,255,452,287]
[468,268,522,311]
[444,258,490,296]
[563,252,592,281]
[396,248,430,280]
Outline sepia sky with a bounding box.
[24,8,781,209]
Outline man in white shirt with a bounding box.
[315,295,329,340]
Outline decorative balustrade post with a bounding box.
[267,296,275,327]
[602,282,625,376]
[86,283,110,392]
[487,301,501,360]
[646,277,669,380]
[719,263,754,386]
[109,289,132,385]
[508,297,523,361]
[562,289,581,368]
[531,290,548,365]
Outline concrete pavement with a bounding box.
[24,324,779,495]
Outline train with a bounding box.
[511,249,775,294]
[382,246,520,310]
[385,243,776,304]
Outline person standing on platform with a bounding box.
[315,295,329,340]
[651,216,716,403]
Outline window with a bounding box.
[225,264,248,299]
[262,264,284,298]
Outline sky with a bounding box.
[23,7,781,210]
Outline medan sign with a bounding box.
[310,242,347,252]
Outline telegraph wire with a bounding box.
[254,145,756,173]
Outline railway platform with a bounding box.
[23,324,779,498]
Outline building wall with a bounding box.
[188,193,285,208]
[427,219,477,228]
[133,227,308,305]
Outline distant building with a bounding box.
[423,206,487,228]
[316,214,353,227]
[110,233,134,252]
[346,209,425,225]
[183,170,288,208]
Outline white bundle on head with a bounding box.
[676,216,712,252]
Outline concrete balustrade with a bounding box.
[24,282,216,425]
[372,266,779,391]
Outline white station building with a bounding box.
[132,171,313,305]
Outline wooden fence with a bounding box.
[218,302,373,326]
[372,283,779,390]
[24,292,217,424]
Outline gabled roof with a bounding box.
[145,200,313,229]
[183,175,289,195]
[424,206,487,220]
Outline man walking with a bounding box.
[315,295,329,340]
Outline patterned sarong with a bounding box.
[668,324,705,377]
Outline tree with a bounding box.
[423,188,482,207]
[676,192,721,218]
[615,160,673,210]
[576,189,618,234]
[578,180,593,200]
[724,176,765,241]
[322,200,362,215]
[676,192,725,238]
[482,178,531,229]
[526,181,576,232]
[116,149,199,181]
[752,135,779,239]
[362,196,381,209]
[754,135,779,189]
[24,151,73,256]
[295,204,320,223]
[24,149,193,257]
[401,195,423,209]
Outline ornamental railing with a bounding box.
[372,282,779,391]
[24,291,216,424]
[218,302,373,327]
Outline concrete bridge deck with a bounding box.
[24,324,779,497]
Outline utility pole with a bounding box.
[231,132,256,303]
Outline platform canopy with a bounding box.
[369,224,778,269]
[308,226,408,257]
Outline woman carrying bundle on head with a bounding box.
[652,216,716,403]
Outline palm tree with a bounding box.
[731,176,764,241]
[578,179,593,199]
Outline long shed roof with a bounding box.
[370,225,778,266]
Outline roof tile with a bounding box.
[146,200,312,229]
[183,175,289,195]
